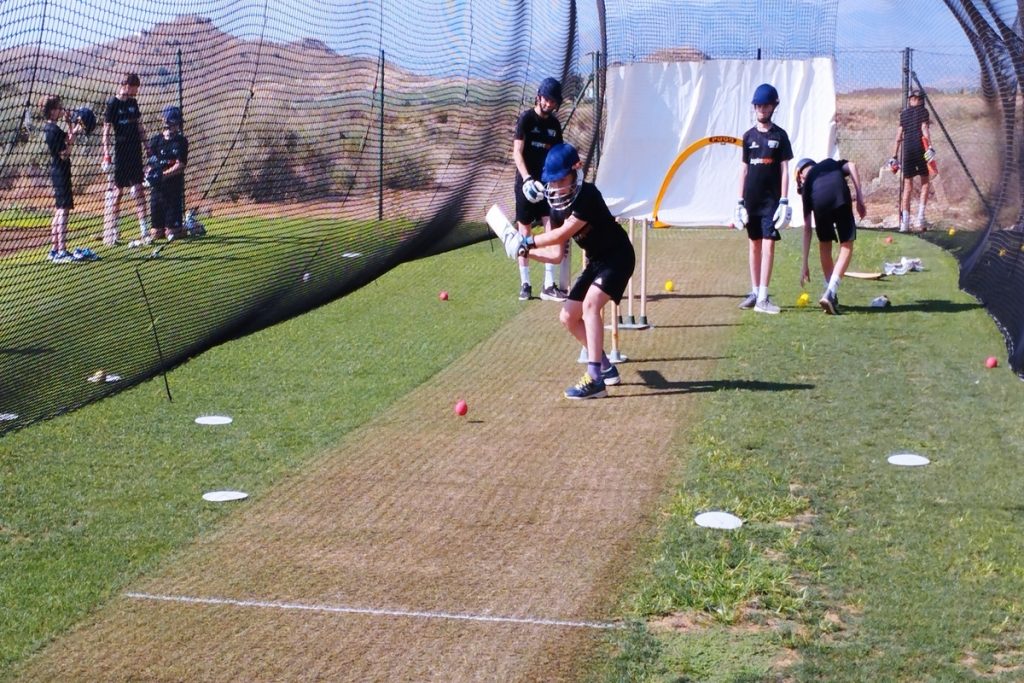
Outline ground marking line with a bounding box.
[125,592,619,630]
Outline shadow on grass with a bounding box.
[646,292,742,302]
[0,346,54,356]
[619,369,814,397]
[647,323,739,330]
[840,299,982,315]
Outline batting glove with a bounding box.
[924,147,936,162]
[516,235,535,258]
[522,177,545,204]
[772,198,791,230]
[888,157,900,173]
[732,200,748,230]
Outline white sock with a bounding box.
[519,265,530,285]
[139,219,148,238]
[544,263,555,289]
[916,205,925,222]
[756,285,768,302]
[901,210,909,225]
[827,273,841,295]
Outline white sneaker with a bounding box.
[754,297,780,314]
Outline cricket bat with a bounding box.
[922,130,938,176]
[486,204,520,258]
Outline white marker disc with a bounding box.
[887,453,930,467]
[0,413,18,421]
[105,374,122,383]
[694,511,743,529]
[195,415,233,425]
[342,252,361,258]
[202,490,248,502]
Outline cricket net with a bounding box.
[0,0,1021,434]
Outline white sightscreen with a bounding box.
[595,58,838,226]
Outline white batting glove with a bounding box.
[772,198,791,230]
[522,177,545,204]
[924,147,936,162]
[732,200,748,230]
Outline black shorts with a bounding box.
[568,252,636,305]
[51,169,73,210]
[150,183,183,232]
[745,213,781,241]
[813,204,857,243]
[514,179,551,226]
[114,148,144,188]
[901,153,930,179]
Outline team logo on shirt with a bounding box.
[750,158,776,165]
[768,139,779,148]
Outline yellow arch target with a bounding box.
[651,135,743,228]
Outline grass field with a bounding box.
[2,226,1022,680]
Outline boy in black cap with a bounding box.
[890,88,934,232]
[795,157,867,315]
[493,143,635,400]
[511,77,570,302]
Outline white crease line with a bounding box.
[125,592,618,630]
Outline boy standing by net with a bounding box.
[41,95,83,263]
[890,88,934,232]
[795,157,867,315]
[491,143,635,399]
[734,83,792,314]
[102,72,148,246]
[512,77,570,302]
[145,106,189,242]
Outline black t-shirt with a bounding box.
[899,104,930,156]
[741,124,793,215]
[105,96,142,151]
[148,131,189,190]
[553,182,633,262]
[514,109,562,181]
[44,121,70,177]
[801,159,851,214]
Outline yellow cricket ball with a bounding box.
[797,293,810,307]
[948,228,956,236]
[664,280,674,292]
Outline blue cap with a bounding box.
[752,83,779,105]
[541,143,580,183]
[537,77,563,105]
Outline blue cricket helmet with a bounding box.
[162,105,183,126]
[541,143,579,183]
[542,143,583,210]
[752,83,779,105]
[72,106,97,135]
[537,77,563,106]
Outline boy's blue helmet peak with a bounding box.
[537,77,563,105]
[541,143,579,183]
[752,83,779,105]
[162,105,183,126]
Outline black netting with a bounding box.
[1,0,1021,434]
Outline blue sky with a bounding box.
[0,0,995,90]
